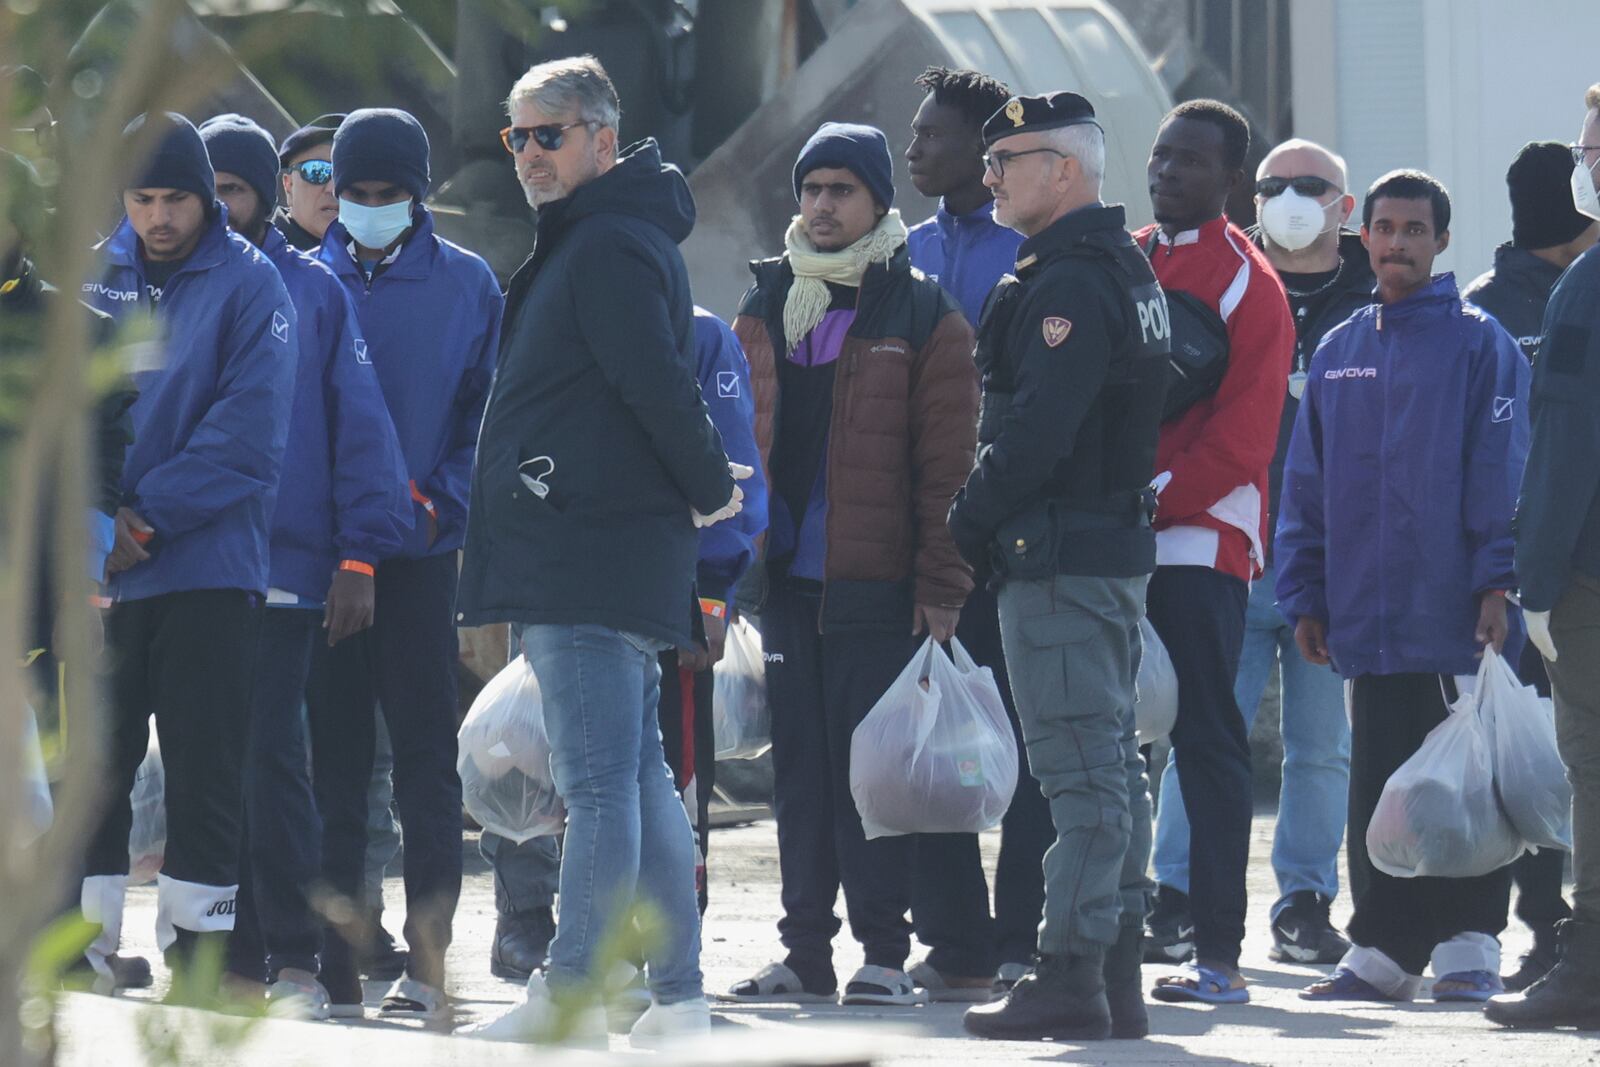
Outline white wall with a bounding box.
[1294,0,1600,282]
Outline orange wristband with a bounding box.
[699,598,726,619]
[339,560,376,577]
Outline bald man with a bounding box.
[1146,138,1373,968]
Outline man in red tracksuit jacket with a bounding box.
[1136,100,1295,1006]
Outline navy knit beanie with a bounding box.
[332,108,430,200]
[279,112,345,166]
[199,114,279,212]
[1508,140,1592,250]
[793,122,895,210]
[123,112,214,202]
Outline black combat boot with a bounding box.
[1504,922,1561,993]
[1486,919,1600,1029]
[964,951,1112,1041]
[490,906,556,981]
[1104,924,1149,1038]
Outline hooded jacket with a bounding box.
[85,209,297,600]
[260,226,411,601]
[1463,243,1567,362]
[692,308,768,602]
[1276,273,1530,677]
[318,205,501,559]
[457,140,736,647]
[1515,245,1600,611]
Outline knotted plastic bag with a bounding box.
[1480,647,1571,850]
[1367,672,1525,878]
[850,638,1019,839]
[457,655,565,844]
[1135,617,1177,743]
[712,617,771,760]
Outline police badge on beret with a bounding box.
[983,91,1102,147]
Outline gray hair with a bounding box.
[1044,123,1105,184]
[506,54,621,132]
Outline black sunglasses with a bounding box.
[285,159,333,185]
[1256,175,1340,198]
[500,121,595,154]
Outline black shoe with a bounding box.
[1486,919,1600,1029]
[490,907,555,982]
[1143,886,1194,965]
[964,952,1112,1041]
[1505,924,1561,993]
[1268,891,1350,965]
[64,953,154,992]
[1103,925,1148,1039]
[359,920,407,982]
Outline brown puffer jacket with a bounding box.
[734,246,978,626]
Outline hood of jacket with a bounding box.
[535,138,694,247]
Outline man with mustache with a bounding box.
[1278,170,1529,1004]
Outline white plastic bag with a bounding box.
[128,722,165,885]
[1480,648,1572,850]
[850,638,1019,839]
[1135,618,1177,743]
[457,655,565,844]
[712,617,771,760]
[1366,676,1525,878]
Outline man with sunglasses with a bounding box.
[1492,83,1600,1030]
[951,91,1167,1042]
[274,114,344,252]
[458,56,742,1048]
[1135,100,1295,1007]
[304,106,503,1019]
[199,113,412,1019]
[1147,138,1365,975]
[1465,140,1597,996]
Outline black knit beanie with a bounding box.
[332,108,430,200]
[123,112,215,202]
[199,113,279,212]
[1509,140,1592,249]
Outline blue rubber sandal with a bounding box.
[1433,969,1503,1003]
[1299,967,1401,1002]
[1150,962,1249,1005]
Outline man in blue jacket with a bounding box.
[478,307,767,989]
[199,114,412,1019]
[78,112,296,985]
[1489,82,1600,1031]
[1277,170,1529,1004]
[305,106,504,1017]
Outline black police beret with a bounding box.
[278,112,346,166]
[983,91,1101,146]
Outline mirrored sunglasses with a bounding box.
[286,159,333,185]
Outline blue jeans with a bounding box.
[1152,564,1350,915]
[520,624,703,1004]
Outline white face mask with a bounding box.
[1573,159,1600,222]
[1259,189,1338,252]
[339,197,413,249]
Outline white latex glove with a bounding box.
[1526,608,1558,663]
[692,462,754,528]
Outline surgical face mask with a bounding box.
[1573,159,1600,222]
[339,197,413,248]
[1259,189,1338,252]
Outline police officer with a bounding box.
[949,93,1169,1042]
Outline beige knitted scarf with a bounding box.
[782,209,908,350]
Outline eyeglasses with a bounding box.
[1571,144,1600,166]
[1255,175,1340,198]
[285,160,333,185]
[982,147,1067,179]
[500,121,594,154]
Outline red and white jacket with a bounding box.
[1134,216,1295,584]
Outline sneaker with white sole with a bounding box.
[840,965,927,1006]
[459,972,607,1046]
[266,968,332,1021]
[628,997,711,1049]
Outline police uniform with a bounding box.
[950,92,1169,1039]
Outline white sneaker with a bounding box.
[265,968,332,1021]
[459,972,607,1046]
[628,996,711,1049]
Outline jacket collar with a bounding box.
[1376,272,1460,325]
[1147,213,1229,250]
[101,203,232,279]
[936,197,999,231]
[273,209,324,253]
[1490,242,1565,290]
[1014,202,1128,274]
[322,204,437,283]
